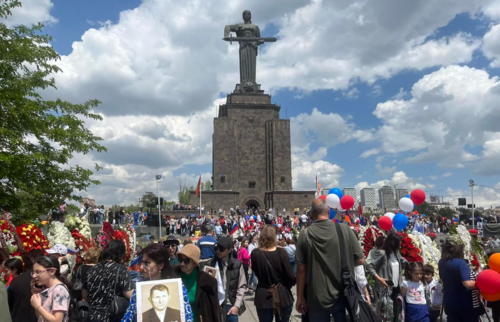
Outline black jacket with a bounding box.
[7,270,37,322]
[174,266,221,322]
[209,256,246,315]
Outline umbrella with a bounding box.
[189,214,197,218]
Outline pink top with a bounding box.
[238,247,251,265]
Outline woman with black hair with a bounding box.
[368,232,407,320]
[4,258,23,287]
[30,255,71,322]
[121,243,193,322]
[438,234,478,322]
[82,240,134,322]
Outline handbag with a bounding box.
[305,224,381,322]
[109,264,129,322]
[73,265,83,291]
[261,249,284,318]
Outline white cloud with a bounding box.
[291,108,374,150]
[442,172,453,177]
[360,148,380,158]
[445,185,500,208]
[375,163,397,177]
[429,175,438,180]
[292,159,344,191]
[483,23,500,67]
[372,65,500,173]
[3,0,56,27]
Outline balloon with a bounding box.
[340,195,355,210]
[329,188,343,199]
[405,194,410,199]
[393,213,409,231]
[329,208,336,220]
[384,212,396,220]
[326,194,340,209]
[477,270,500,294]
[410,189,426,205]
[422,214,426,217]
[379,216,393,231]
[319,195,327,201]
[399,197,414,212]
[489,253,500,274]
[482,291,500,302]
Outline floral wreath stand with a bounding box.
[0,214,25,255]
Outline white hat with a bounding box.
[46,244,68,255]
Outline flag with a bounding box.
[316,173,321,197]
[67,248,78,255]
[230,222,239,235]
[195,175,202,197]
[358,202,363,216]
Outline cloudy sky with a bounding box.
[8,0,500,207]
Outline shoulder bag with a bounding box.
[109,264,130,322]
[260,249,284,319]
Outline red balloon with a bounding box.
[318,195,327,200]
[482,291,500,302]
[340,195,355,210]
[410,189,426,205]
[477,269,500,294]
[379,216,393,231]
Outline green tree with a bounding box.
[177,180,190,205]
[204,179,212,191]
[0,1,106,223]
[141,192,158,207]
[414,202,431,215]
[437,207,456,219]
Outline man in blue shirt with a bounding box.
[197,226,217,260]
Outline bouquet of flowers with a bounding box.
[65,215,92,240]
[361,226,383,258]
[71,229,95,269]
[47,221,77,250]
[408,232,441,276]
[398,232,423,263]
[0,218,21,256]
[16,224,50,253]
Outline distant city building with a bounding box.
[430,195,440,203]
[395,189,409,202]
[378,186,396,211]
[360,188,377,209]
[342,187,358,209]
[82,198,96,206]
[321,188,331,196]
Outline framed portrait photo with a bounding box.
[137,278,185,322]
[203,265,220,280]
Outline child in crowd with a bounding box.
[424,264,443,322]
[30,255,71,322]
[401,262,430,322]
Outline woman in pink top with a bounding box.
[238,238,251,290]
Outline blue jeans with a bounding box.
[308,296,347,322]
[249,271,258,290]
[256,304,293,322]
[226,304,238,322]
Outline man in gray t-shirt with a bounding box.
[295,199,365,321]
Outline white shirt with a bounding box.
[155,309,166,322]
[402,279,427,305]
[389,253,400,287]
[301,214,307,223]
[426,278,443,309]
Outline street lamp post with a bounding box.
[469,180,475,230]
[156,175,162,239]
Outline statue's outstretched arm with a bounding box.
[256,26,264,45]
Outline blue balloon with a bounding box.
[393,213,409,231]
[329,188,343,199]
[422,214,426,217]
[405,194,410,199]
[329,208,336,220]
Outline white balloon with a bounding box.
[399,197,414,213]
[326,193,340,209]
[384,212,396,220]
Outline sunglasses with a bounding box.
[216,245,228,252]
[177,256,192,265]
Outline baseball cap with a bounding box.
[216,237,234,249]
[46,244,68,255]
[163,235,180,246]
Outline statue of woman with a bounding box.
[224,10,264,84]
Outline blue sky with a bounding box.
[9,0,500,207]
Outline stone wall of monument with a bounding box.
[266,119,292,191]
[189,191,240,213]
[266,191,316,214]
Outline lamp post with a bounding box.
[156,175,162,239]
[469,180,475,229]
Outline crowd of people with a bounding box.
[3,197,500,322]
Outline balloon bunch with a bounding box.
[324,188,356,220]
[477,254,500,301]
[380,189,427,232]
